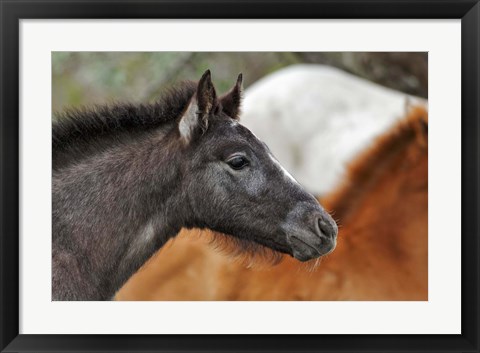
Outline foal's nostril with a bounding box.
[317,218,337,239]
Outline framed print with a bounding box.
[1,0,479,352]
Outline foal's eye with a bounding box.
[227,156,249,170]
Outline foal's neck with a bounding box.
[54,127,184,299]
[108,132,186,294]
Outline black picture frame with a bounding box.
[1,1,479,352]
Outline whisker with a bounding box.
[205,230,284,268]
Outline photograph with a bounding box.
[2,2,478,351]
[52,52,429,301]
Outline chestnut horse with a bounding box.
[116,106,428,301]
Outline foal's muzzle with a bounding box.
[283,203,338,262]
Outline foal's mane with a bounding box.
[52,81,197,169]
[323,105,428,222]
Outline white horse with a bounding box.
[241,64,427,195]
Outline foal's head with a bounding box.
[175,70,337,261]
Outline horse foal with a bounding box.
[52,70,337,300]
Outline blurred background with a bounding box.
[53,52,428,300]
[52,52,427,111]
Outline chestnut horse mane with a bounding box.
[323,105,428,223]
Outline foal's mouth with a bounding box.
[287,234,336,262]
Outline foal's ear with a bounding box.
[220,73,243,120]
[178,70,217,144]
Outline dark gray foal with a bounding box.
[52,70,338,300]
